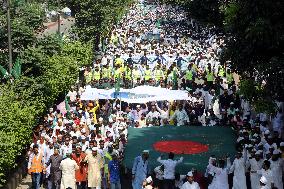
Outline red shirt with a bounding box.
[71,153,87,182]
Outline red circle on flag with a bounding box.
[153,140,209,154]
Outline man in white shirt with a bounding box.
[146,105,160,123]
[170,104,189,126]
[181,171,200,189]
[157,152,183,189]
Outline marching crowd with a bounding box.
[27,1,283,189]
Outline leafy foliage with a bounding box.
[65,0,133,44]
[222,0,284,100]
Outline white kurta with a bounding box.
[181,181,200,189]
[208,167,229,189]
[59,158,79,189]
[85,153,104,188]
[132,156,149,189]
[270,158,283,189]
[230,158,247,189]
[246,158,263,189]
[257,169,274,189]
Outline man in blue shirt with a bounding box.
[108,154,121,189]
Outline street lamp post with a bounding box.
[7,0,12,74]
[57,0,61,35]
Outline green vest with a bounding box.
[125,69,131,80]
[186,70,193,80]
[114,69,121,79]
[104,152,112,173]
[86,73,92,83]
[133,70,140,80]
[226,73,234,83]
[144,70,152,81]
[206,72,214,81]
[218,67,225,77]
[155,69,163,80]
[93,71,100,80]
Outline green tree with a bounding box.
[222,0,284,100]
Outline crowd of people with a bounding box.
[27,0,283,189]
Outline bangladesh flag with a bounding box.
[65,95,71,119]
[0,65,9,79]
[123,126,236,174]
[172,69,178,90]
[12,58,21,79]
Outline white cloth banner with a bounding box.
[80,85,190,103]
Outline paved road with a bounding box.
[37,17,75,38]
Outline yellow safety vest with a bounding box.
[133,70,140,80]
[104,152,112,174]
[93,71,100,80]
[206,72,214,82]
[226,73,234,83]
[86,73,92,84]
[124,69,132,80]
[155,69,164,80]
[218,67,225,77]
[144,70,152,81]
[186,70,193,80]
[114,69,121,79]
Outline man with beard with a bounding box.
[246,150,263,189]
[46,147,63,189]
[71,146,88,189]
[132,150,151,189]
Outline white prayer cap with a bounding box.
[49,108,53,111]
[136,105,141,108]
[187,171,193,177]
[99,117,103,122]
[146,176,152,183]
[81,136,86,140]
[260,176,267,184]
[142,150,149,154]
[264,130,270,135]
[280,142,284,147]
[265,151,271,155]
[81,128,86,133]
[92,147,98,151]
[273,149,280,155]
[78,110,83,113]
[267,135,273,139]
[253,133,259,138]
[30,143,34,148]
[237,137,244,143]
[255,150,262,155]
[230,102,234,105]
[108,142,113,147]
[247,144,253,148]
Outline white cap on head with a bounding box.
[142,150,149,154]
[273,149,280,155]
[99,117,103,122]
[146,176,152,183]
[260,176,267,184]
[92,147,98,151]
[255,150,262,155]
[187,171,193,177]
[280,142,284,147]
[264,130,270,135]
[136,105,141,108]
[253,133,259,137]
[81,136,86,140]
